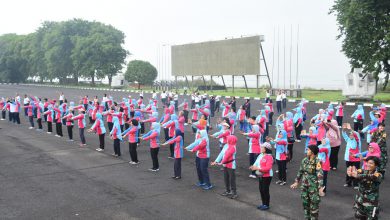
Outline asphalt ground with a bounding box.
[0,84,389,220]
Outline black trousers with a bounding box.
[345,161,360,186]
[29,116,34,127]
[282,98,287,109]
[140,122,145,134]
[150,148,159,169]
[79,128,86,144]
[215,101,220,112]
[1,110,5,119]
[224,167,236,193]
[44,107,48,122]
[287,142,294,161]
[56,122,63,136]
[295,122,302,140]
[329,146,340,169]
[113,139,121,156]
[169,143,175,157]
[8,111,12,121]
[47,121,53,132]
[129,142,138,162]
[249,153,259,175]
[268,112,274,125]
[354,120,364,139]
[99,134,105,149]
[37,118,42,129]
[13,112,20,124]
[125,123,129,130]
[183,110,189,123]
[259,176,272,206]
[108,122,113,132]
[336,116,343,127]
[24,104,28,116]
[174,158,182,177]
[164,128,169,141]
[67,125,73,140]
[276,101,282,113]
[277,160,287,182]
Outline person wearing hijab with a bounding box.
[283,112,295,161]
[351,104,365,139]
[62,108,74,141]
[250,141,274,211]
[122,119,140,164]
[211,122,231,151]
[43,104,54,134]
[354,142,381,170]
[242,125,261,178]
[178,99,189,123]
[141,122,161,171]
[325,120,341,170]
[318,138,331,195]
[301,126,318,154]
[342,125,361,188]
[186,130,213,190]
[88,112,106,152]
[162,114,179,159]
[71,108,87,146]
[359,111,379,144]
[270,130,288,185]
[110,117,122,157]
[211,135,238,199]
[161,129,184,179]
[335,102,344,127]
[293,105,304,142]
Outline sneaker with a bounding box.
[195,182,206,187]
[332,167,337,170]
[152,168,159,172]
[83,144,87,146]
[133,161,139,165]
[47,132,52,134]
[220,191,232,196]
[344,184,351,187]
[0,118,5,120]
[148,168,155,171]
[184,123,188,126]
[257,205,265,210]
[175,176,181,179]
[168,156,174,159]
[55,134,59,137]
[230,193,238,199]
[275,180,283,185]
[67,139,74,142]
[279,181,287,186]
[202,185,214,190]
[29,127,34,129]
[129,161,135,165]
[96,148,103,152]
[353,186,359,190]
[249,174,257,179]
[295,139,301,142]
[275,170,279,173]
[259,205,269,210]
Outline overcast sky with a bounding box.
[0,0,350,89]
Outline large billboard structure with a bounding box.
[171,35,271,93]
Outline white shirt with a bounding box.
[191,95,195,100]
[174,94,178,101]
[281,93,286,99]
[23,97,30,105]
[194,96,200,102]
[216,96,220,101]
[152,93,157,99]
[102,97,108,102]
[161,93,167,99]
[59,95,64,101]
[276,95,282,102]
[266,92,270,98]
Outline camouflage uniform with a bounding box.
[371,130,387,175]
[353,170,382,220]
[295,157,323,220]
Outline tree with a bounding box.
[125,60,157,89]
[330,0,390,90]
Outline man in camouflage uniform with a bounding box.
[371,123,387,175]
[349,156,382,220]
[291,145,324,220]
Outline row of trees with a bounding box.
[0,19,128,85]
[331,0,390,90]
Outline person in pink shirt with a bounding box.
[325,120,341,170]
[250,141,274,210]
[318,138,331,195]
[335,102,344,127]
[161,129,184,179]
[88,112,106,152]
[242,125,261,178]
[62,110,74,141]
[141,122,161,171]
[122,119,139,164]
[43,105,54,134]
[24,101,35,129]
[72,108,87,146]
[53,105,63,137]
